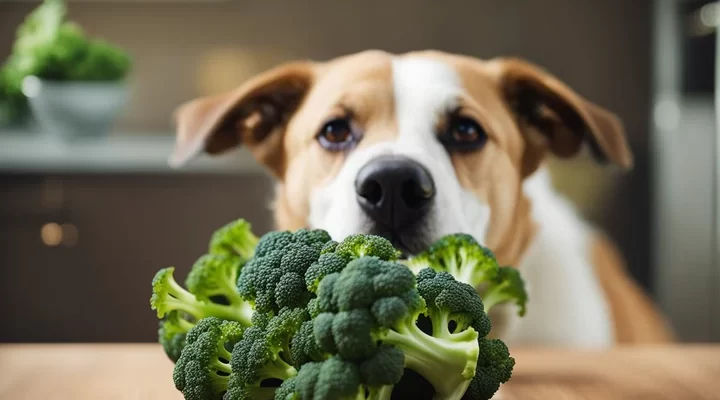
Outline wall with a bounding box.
[0,0,652,138]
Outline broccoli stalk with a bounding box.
[381,322,478,399]
[481,267,528,316]
[151,267,253,326]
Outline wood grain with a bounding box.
[1,344,719,400]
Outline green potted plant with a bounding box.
[0,0,132,139]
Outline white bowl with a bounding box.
[22,76,129,140]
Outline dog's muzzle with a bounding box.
[354,155,435,251]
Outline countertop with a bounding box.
[1,343,719,399]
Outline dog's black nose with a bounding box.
[355,155,435,229]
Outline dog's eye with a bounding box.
[317,118,357,151]
[441,116,487,151]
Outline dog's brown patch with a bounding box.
[591,233,675,343]
[275,51,397,229]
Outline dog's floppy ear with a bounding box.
[169,61,316,176]
[492,58,633,172]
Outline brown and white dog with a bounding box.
[170,50,673,348]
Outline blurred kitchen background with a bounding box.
[0,0,717,344]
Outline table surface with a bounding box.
[1,343,719,400]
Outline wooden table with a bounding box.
[1,344,719,399]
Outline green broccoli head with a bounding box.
[481,266,528,317]
[416,268,492,338]
[253,229,331,258]
[464,339,515,400]
[230,308,306,396]
[290,319,326,367]
[158,312,194,362]
[406,234,499,288]
[304,253,348,294]
[333,234,401,262]
[237,229,332,313]
[289,356,394,400]
[312,257,420,360]
[208,219,259,261]
[185,254,246,305]
[172,317,244,400]
[313,256,482,400]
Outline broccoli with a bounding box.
[152,227,521,400]
[229,308,307,398]
[151,219,259,362]
[406,234,528,316]
[172,317,244,400]
[464,339,515,400]
[333,234,401,261]
[481,267,528,317]
[289,319,326,366]
[159,312,195,362]
[184,254,246,304]
[406,234,498,288]
[237,229,332,313]
[208,219,259,261]
[151,267,253,329]
[284,355,397,400]
[312,257,493,400]
[305,234,397,295]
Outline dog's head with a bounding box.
[171,50,632,264]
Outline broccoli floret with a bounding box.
[304,234,398,295]
[407,234,528,317]
[290,319,326,366]
[229,308,307,397]
[464,339,515,400]
[313,257,485,400]
[289,356,395,400]
[334,234,401,262]
[185,254,250,307]
[151,222,258,362]
[304,253,348,294]
[481,267,528,316]
[406,234,498,288]
[416,268,491,339]
[172,317,244,400]
[253,229,331,258]
[209,219,259,261]
[159,312,195,362]
[237,229,331,313]
[151,267,253,326]
[223,374,276,400]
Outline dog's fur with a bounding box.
[171,50,674,347]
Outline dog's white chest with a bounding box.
[498,170,615,348]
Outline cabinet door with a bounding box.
[0,173,274,343]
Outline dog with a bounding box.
[169,50,673,348]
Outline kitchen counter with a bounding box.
[1,343,718,399]
[0,133,264,174]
